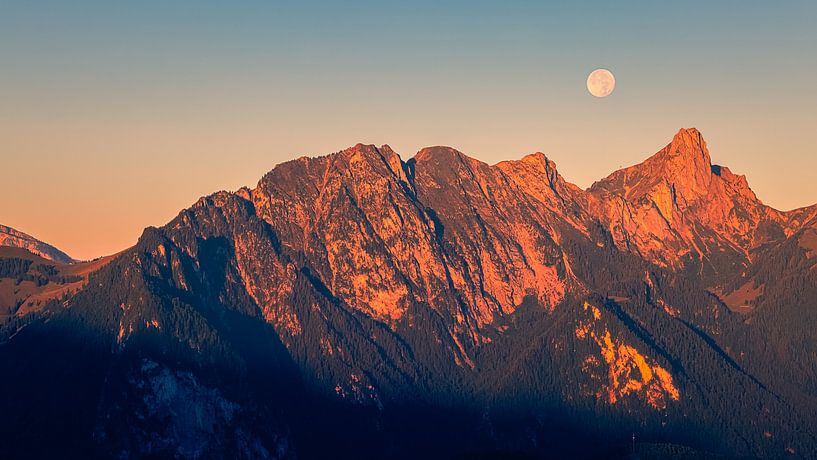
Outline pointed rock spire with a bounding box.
[664,128,711,165]
[590,127,715,203]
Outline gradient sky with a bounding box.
[2,1,816,260]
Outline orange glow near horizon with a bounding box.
[2,3,816,260]
[3,120,815,261]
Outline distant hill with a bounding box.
[0,246,115,325]
[0,224,75,264]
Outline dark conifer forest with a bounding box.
[2,131,816,459]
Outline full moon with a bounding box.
[587,69,615,97]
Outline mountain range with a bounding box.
[1,128,816,459]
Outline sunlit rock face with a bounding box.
[3,128,817,458]
[146,128,817,348]
[0,224,75,264]
[575,302,679,410]
[588,128,804,276]
[411,146,569,323]
[147,128,817,382]
[189,143,581,350]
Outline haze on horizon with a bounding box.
[2,1,816,260]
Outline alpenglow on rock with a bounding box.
[1,128,816,459]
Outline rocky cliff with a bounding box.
[1,128,815,459]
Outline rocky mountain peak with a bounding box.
[664,127,710,164]
[653,128,713,192]
[338,143,382,165]
[0,224,75,264]
[518,151,558,173]
[517,152,564,191]
[413,145,470,166]
[3,128,817,459]
[494,152,584,210]
[584,128,787,269]
[592,127,714,202]
[324,143,412,186]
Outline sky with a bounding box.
[2,1,816,260]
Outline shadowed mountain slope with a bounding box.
[1,129,815,459]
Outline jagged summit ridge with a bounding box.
[243,128,813,273]
[3,128,817,459]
